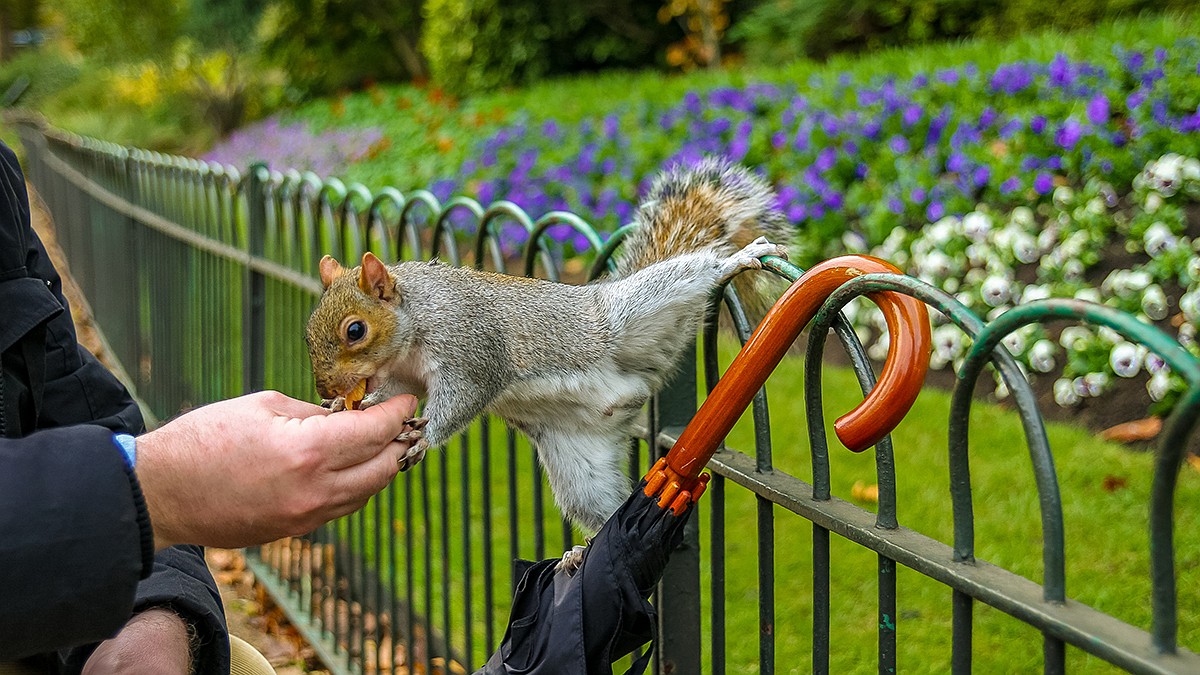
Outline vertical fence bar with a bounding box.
[655,343,702,675]
[242,163,267,394]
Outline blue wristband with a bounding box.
[113,433,137,469]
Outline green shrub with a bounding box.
[258,0,426,96]
[421,0,680,95]
[0,48,82,108]
[730,0,1192,65]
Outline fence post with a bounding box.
[243,163,268,394]
[655,343,702,674]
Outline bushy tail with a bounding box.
[615,156,792,307]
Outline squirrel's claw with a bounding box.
[322,397,347,412]
[403,416,429,430]
[397,438,429,472]
[554,543,589,576]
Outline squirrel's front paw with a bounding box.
[322,397,347,412]
[397,438,429,472]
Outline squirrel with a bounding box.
[305,156,791,537]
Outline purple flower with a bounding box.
[926,201,945,221]
[911,188,927,203]
[1055,119,1083,149]
[947,152,967,173]
[936,68,960,85]
[1049,53,1075,88]
[1034,173,1054,194]
[786,203,808,221]
[1030,115,1047,134]
[771,132,787,150]
[1126,89,1148,110]
[887,196,904,214]
[1086,94,1110,125]
[1000,177,1021,195]
[972,165,991,187]
[815,147,837,172]
[888,135,910,153]
[902,105,922,127]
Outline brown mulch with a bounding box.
[27,184,326,674]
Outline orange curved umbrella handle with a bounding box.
[644,255,931,513]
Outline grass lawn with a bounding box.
[351,337,1200,673]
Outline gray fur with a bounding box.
[323,157,790,534]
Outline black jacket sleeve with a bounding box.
[0,425,154,659]
[2,140,228,673]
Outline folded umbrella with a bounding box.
[477,255,931,674]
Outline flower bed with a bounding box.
[427,39,1200,413]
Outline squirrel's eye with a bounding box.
[346,320,367,343]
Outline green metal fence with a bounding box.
[17,119,1200,674]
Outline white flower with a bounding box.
[917,250,953,280]
[1143,222,1178,257]
[995,379,1010,399]
[1037,227,1059,252]
[1180,290,1200,322]
[1063,260,1085,282]
[868,333,890,361]
[1074,287,1101,304]
[1012,233,1039,264]
[1097,326,1124,345]
[1002,331,1025,355]
[1145,192,1164,213]
[1109,342,1142,378]
[1021,284,1051,303]
[1083,372,1110,396]
[1054,378,1081,406]
[927,216,960,245]
[842,230,868,252]
[963,211,992,240]
[933,324,964,362]
[1187,258,1200,283]
[1180,322,1197,348]
[1060,326,1092,350]
[1142,285,1169,321]
[1148,370,1173,401]
[1183,157,1200,182]
[1085,197,1106,216]
[1028,339,1057,373]
[1009,206,1035,230]
[1052,185,1075,209]
[1145,352,1166,374]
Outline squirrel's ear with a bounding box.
[359,252,398,302]
[319,255,345,289]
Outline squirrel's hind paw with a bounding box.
[554,543,589,576]
[719,237,788,283]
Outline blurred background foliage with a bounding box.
[0,0,1193,153]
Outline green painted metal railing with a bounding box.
[16,119,1199,674]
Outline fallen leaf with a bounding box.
[1100,417,1162,443]
[851,481,879,503]
[1102,475,1129,492]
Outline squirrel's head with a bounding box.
[305,252,410,401]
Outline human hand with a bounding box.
[81,608,191,675]
[135,390,419,549]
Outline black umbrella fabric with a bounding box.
[475,481,693,675]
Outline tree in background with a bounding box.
[659,0,731,70]
[52,0,186,63]
[258,0,426,96]
[0,0,40,64]
[422,0,680,95]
